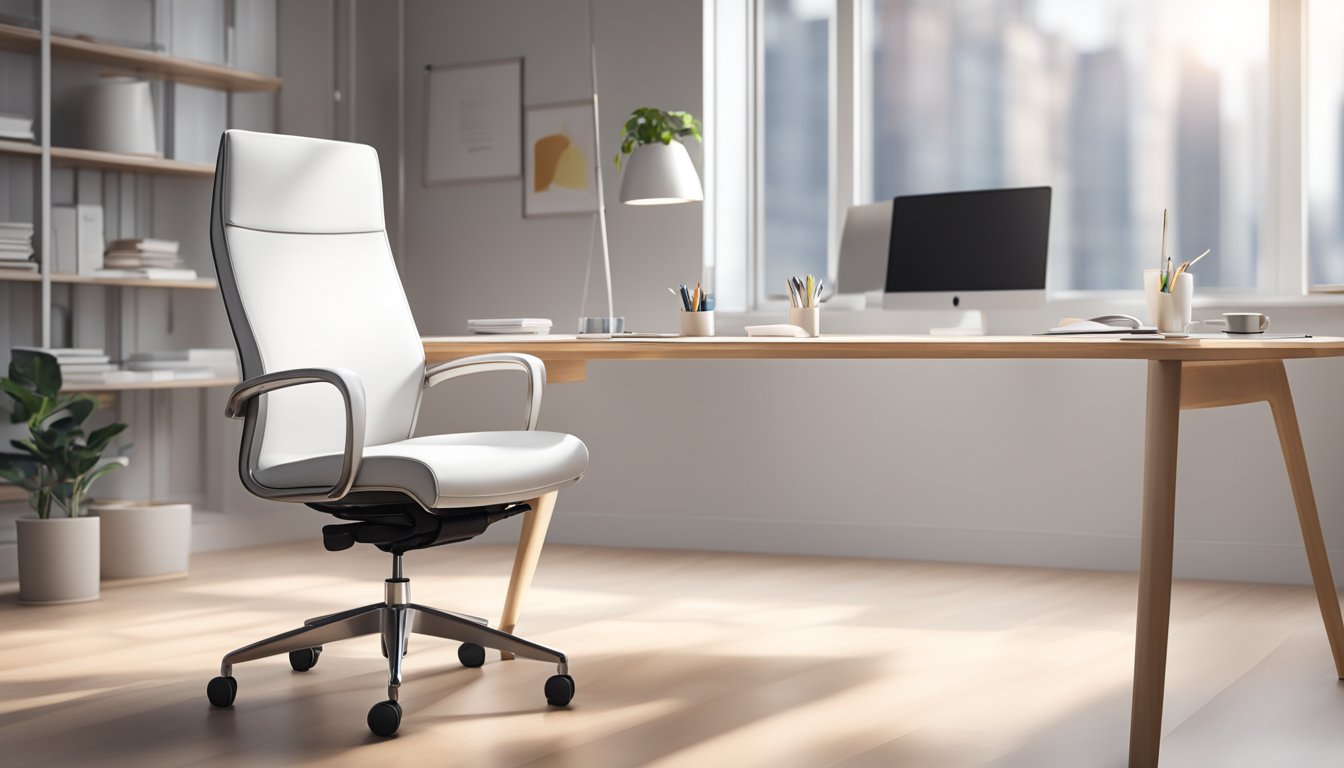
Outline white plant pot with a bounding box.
[92,501,192,580]
[16,516,101,605]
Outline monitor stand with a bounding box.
[929,310,986,337]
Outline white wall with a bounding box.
[398,0,1344,587]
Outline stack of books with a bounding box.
[0,222,35,271]
[95,238,198,280]
[13,347,116,385]
[0,112,34,141]
[11,347,239,388]
[126,348,238,379]
[467,318,553,335]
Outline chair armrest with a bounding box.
[424,353,545,430]
[225,367,366,500]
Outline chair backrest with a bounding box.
[211,130,425,473]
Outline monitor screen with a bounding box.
[884,187,1051,294]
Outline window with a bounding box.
[866,0,1266,291]
[761,0,833,298]
[722,0,1290,307]
[1308,0,1344,286]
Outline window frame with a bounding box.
[707,0,1318,311]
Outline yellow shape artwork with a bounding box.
[534,131,588,193]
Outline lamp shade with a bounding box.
[619,141,704,205]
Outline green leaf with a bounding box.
[73,457,128,497]
[0,451,39,471]
[11,438,42,458]
[57,397,95,426]
[86,422,127,453]
[72,457,99,477]
[0,378,43,417]
[10,349,62,396]
[0,461,39,488]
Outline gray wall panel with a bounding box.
[277,0,333,139]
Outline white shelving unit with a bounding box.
[0,5,277,390]
[0,4,284,535]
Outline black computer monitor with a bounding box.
[883,186,1051,311]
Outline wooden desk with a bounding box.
[424,334,1344,767]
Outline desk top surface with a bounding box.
[422,334,1344,363]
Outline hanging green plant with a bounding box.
[615,107,702,168]
[0,350,129,518]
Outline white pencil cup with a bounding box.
[1144,269,1193,334]
[680,310,714,337]
[789,307,820,337]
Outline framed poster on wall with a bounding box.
[523,100,599,217]
[424,58,522,184]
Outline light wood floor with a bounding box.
[2,541,1343,767]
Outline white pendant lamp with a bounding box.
[619,141,704,205]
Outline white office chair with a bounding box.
[205,129,589,737]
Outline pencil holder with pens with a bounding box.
[1144,268,1193,334]
[672,282,714,336]
[680,310,715,337]
[789,306,820,337]
[786,273,823,336]
[1145,211,1209,335]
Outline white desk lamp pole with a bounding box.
[579,0,621,338]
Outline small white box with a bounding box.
[50,205,77,274]
[75,204,104,274]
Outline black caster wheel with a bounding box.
[458,642,486,668]
[544,674,575,707]
[367,699,402,737]
[206,676,237,708]
[289,647,322,672]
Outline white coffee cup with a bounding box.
[1222,312,1269,334]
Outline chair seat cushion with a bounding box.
[254,431,588,509]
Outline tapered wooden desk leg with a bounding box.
[498,491,558,660]
[1129,360,1182,768]
[1266,363,1344,678]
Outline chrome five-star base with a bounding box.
[205,553,574,737]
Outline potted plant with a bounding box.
[0,350,127,604]
[92,498,192,581]
[614,107,704,204]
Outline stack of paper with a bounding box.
[125,348,238,378]
[13,347,116,384]
[0,112,34,141]
[467,318,553,335]
[95,238,197,280]
[0,222,35,271]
